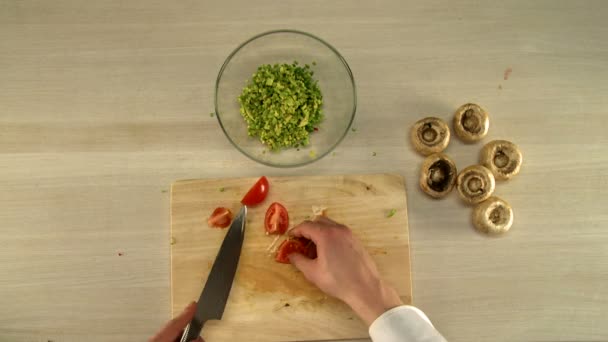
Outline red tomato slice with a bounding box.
[264,202,289,235]
[275,237,317,264]
[241,176,269,206]
[207,207,232,228]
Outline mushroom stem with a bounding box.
[456,165,496,204]
[480,140,523,180]
[472,196,514,235]
[453,103,489,143]
[411,117,450,155]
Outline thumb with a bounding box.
[288,253,317,280]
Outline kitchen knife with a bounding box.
[179,206,247,342]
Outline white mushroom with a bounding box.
[453,103,489,143]
[480,140,523,180]
[419,153,457,199]
[472,196,514,235]
[456,165,496,204]
[410,117,450,155]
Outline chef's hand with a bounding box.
[149,302,204,342]
[289,216,403,326]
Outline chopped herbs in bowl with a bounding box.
[238,62,323,150]
[215,30,356,167]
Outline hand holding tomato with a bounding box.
[288,217,403,326]
[275,237,316,263]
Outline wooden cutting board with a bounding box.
[170,174,411,341]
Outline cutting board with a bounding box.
[170,174,411,341]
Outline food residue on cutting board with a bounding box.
[504,67,512,80]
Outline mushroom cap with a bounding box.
[453,103,489,143]
[410,117,450,156]
[480,140,523,180]
[456,165,496,204]
[472,196,514,235]
[419,153,458,198]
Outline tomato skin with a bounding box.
[275,237,317,264]
[241,176,269,206]
[264,202,289,235]
[207,207,233,228]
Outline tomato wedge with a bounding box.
[275,237,317,264]
[207,207,232,228]
[265,202,289,235]
[241,176,269,207]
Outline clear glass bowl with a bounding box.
[215,30,356,168]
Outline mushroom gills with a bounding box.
[488,205,509,226]
[494,151,509,168]
[453,103,489,143]
[461,109,481,133]
[493,149,518,174]
[419,153,457,198]
[421,123,439,143]
[427,160,453,192]
[480,140,523,180]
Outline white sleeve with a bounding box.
[369,305,447,342]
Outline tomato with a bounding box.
[264,202,289,235]
[241,176,269,206]
[275,237,317,264]
[207,207,232,228]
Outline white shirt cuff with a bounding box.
[369,305,446,342]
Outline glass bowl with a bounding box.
[215,30,356,168]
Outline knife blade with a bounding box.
[179,206,247,342]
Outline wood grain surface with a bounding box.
[171,174,411,342]
[1,1,607,341]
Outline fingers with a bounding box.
[290,217,347,245]
[289,220,323,242]
[149,301,197,342]
[288,253,317,281]
[168,301,197,334]
[313,215,336,224]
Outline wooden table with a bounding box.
[1,1,606,341]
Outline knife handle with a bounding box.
[178,319,204,342]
